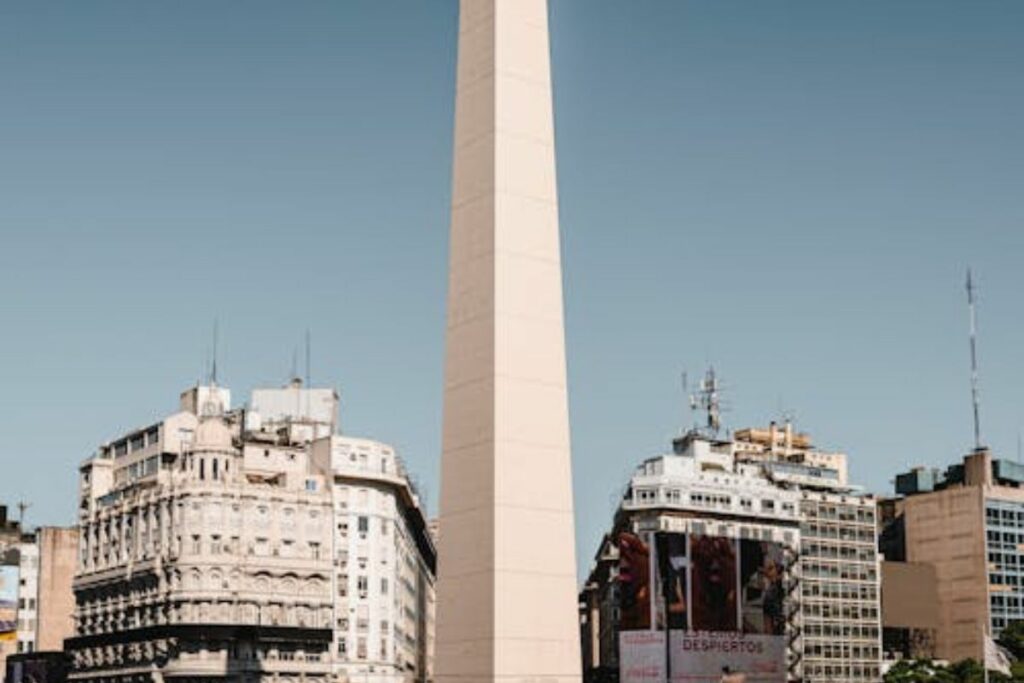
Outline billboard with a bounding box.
[617,531,788,683]
[0,565,18,642]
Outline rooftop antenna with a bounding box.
[681,371,689,435]
[210,318,220,385]
[966,269,984,451]
[290,347,299,384]
[305,329,311,389]
[305,329,312,419]
[689,366,723,437]
[16,501,30,528]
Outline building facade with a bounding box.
[14,541,37,658]
[580,423,882,683]
[579,431,804,683]
[68,381,435,683]
[0,513,77,683]
[0,507,27,680]
[732,426,882,683]
[310,436,435,683]
[882,448,1024,664]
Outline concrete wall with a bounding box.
[902,486,987,662]
[34,528,77,652]
[881,561,939,629]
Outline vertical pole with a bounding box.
[967,269,983,450]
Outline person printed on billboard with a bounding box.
[739,540,786,636]
[689,534,737,632]
[654,532,687,630]
[616,531,652,630]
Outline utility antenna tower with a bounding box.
[689,366,723,437]
[304,329,312,419]
[967,269,984,451]
[16,501,30,528]
[210,319,220,385]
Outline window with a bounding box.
[310,542,321,560]
[191,535,202,554]
[358,516,369,534]
[381,578,388,595]
[211,535,222,554]
[357,576,369,599]
[305,479,317,492]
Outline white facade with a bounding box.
[581,433,803,680]
[310,436,435,683]
[583,426,884,683]
[15,542,37,654]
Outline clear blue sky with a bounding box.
[2,1,1022,580]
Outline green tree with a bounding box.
[948,658,985,683]
[882,657,1017,683]
[999,621,1024,661]
[883,659,956,683]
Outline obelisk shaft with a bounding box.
[435,1,581,681]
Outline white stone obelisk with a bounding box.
[435,1,581,681]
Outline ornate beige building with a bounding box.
[69,381,435,683]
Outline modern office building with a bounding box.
[68,379,435,683]
[882,447,1024,664]
[732,425,882,683]
[579,430,803,683]
[580,417,882,683]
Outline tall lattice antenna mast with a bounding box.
[967,269,983,451]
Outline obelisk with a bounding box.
[435,1,581,681]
